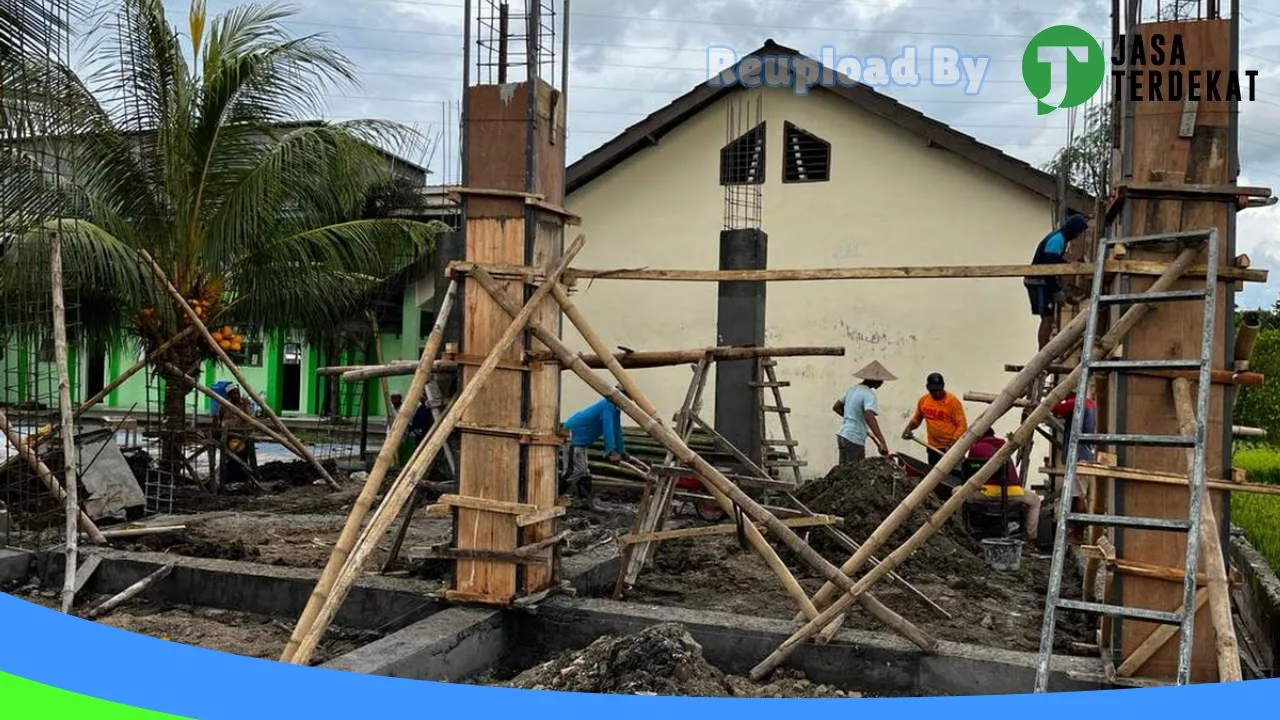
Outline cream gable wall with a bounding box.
[561,85,1058,482]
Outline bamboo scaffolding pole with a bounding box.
[85,564,174,619]
[1171,377,1241,682]
[447,259,1267,284]
[74,326,198,420]
[527,345,847,367]
[1003,362,1264,387]
[471,268,936,652]
[0,407,106,543]
[546,283,822,620]
[137,251,339,491]
[280,278,458,663]
[757,247,1204,677]
[162,364,306,463]
[334,345,845,380]
[283,239,583,666]
[50,231,78,614]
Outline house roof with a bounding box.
[565,39,1095,213]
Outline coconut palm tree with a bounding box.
[0,0,446,481]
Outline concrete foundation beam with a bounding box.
[521,598,1108,695]
[36,549,440,632]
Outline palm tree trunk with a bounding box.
[155,335,203,485]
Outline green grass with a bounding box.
[1233,445,1280,486]
[1232,444,1280,570]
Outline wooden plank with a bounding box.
[1042,462,1280,496]
[432,494,538,515]
[515,505,565,528]
[1002,363,1263,387]
[1107,17,1233,684]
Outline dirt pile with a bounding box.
[793,457,988,577]
[506,622,854,697]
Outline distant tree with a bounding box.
[1042,104,1112,202]
[1235,330,1280,445]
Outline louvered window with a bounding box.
[719,122,765,185]
[782,122,830,183]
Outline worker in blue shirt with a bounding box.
[1024,214,1088,350]
[560,389,632,510]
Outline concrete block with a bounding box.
[0,549,32,586]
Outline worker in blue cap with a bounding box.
[1024,214,1089,350]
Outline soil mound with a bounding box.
[794,457,988,577]
[506,623,852,697]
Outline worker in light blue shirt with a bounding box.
[832,361,896,465]
[560,389,632,510]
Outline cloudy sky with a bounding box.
[148,0,1280,308]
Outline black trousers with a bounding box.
[926,447,943,466]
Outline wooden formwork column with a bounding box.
[453,77,567,603]
[1103,18,1236,682]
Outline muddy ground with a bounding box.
[12,588,370,665]
[626,457,1094,654]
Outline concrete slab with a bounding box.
[0,548,32,586]
[37,549,442,632]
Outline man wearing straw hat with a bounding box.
[831,361,896,465]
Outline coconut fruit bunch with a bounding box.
[212,325,243,353]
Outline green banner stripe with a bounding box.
[0,670,193,719]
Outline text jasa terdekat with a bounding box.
[1112,32,1258,102]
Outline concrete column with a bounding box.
[714,228,767,470]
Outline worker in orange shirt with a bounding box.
[901,373,968,465]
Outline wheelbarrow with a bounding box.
[888,451,965,502]
[618,457,727,522]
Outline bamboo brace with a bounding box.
[754,246,1204,678]
[137,250,340,490]
[546,283,820,620]
[283,238,584,666]
[50,230,79,614]
[469,271,935,652]
[282,281,458,661]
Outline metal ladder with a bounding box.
[1033,228,1219,692]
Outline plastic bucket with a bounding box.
[981,537,1024,572]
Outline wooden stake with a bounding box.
[751,246,1205,678]
[49,231,78,614]
[85,564,174,619]
[283,238,583,667]
[1171,377,1242,682]
[477,269,936,652]
[136,250,340,491]
[0,408,105,543]
[279,278,458,663]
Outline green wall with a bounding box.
[1,280,437,419]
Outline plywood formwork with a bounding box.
[1103,18,1235,682]
[454,78,567,603]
